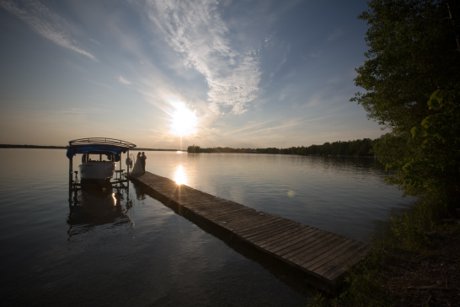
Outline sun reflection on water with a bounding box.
[173,164,187,185]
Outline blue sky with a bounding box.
[0,0,382,148]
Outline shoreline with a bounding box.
[0,144,178,151]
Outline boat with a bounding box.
[66,137,136,188]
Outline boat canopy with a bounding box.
[66,137,136,161]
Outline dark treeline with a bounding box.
[0,144,179,151]
[135,147,178,152]
[187,138,375,157]
[0,144,66,149]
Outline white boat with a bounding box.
[66,137,136,183]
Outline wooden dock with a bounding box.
[130,172,369,291]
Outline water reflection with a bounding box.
[0,149,413,306]
[173,164,188,185]
[145,152,412,242]
[67,186,131,238]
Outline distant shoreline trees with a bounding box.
[187,138,375,157]
[0,144,66,149]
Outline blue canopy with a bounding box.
[66,137,136,161]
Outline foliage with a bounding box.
[309,1,460,305]
[353,0,460,208]
[386,195,448,251]
[309,197,453,306]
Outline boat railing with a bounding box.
[69,137,136,149]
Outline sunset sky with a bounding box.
[0,0,382,149]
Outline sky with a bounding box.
[0,0,383,149]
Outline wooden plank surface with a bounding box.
[130,171,368,291]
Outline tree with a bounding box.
[353,0,460,207]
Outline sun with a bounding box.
[170,103,197,137]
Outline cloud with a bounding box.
[0,0,96,61]
[117,75,131,85]
[145,0,261,115]
[224,117,304,138]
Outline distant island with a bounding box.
[187,138,375,157]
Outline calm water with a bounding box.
[0,149,413,306]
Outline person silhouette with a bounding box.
[140,152,147,173]
[131,152,143,176]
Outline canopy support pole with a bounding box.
[68,155,73,204]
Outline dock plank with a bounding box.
[257,225,314,249]
[246,222,300,242]
[226,216,280,233]
[271,228,331,255]
[320,244,369,280]
[279,233,341,264]
[236,217,287,237]
[307,239,358,268]
[130,172,368,291]
[295,237,355,269]
[308,241,362,276]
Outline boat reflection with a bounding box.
[67,185,131,238]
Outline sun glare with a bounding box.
[170,103,197,137]
[173,164,187,185]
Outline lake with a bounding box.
[0,149,413,306]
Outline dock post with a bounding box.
[126,150,130,194]
[68,155,73,204]
[126,150,131,177]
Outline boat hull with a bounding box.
[79,161,114,180]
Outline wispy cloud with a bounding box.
[146,0,261,115]
[0,0,96,61]
[117,75,131,85]
[225,118,304,137]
